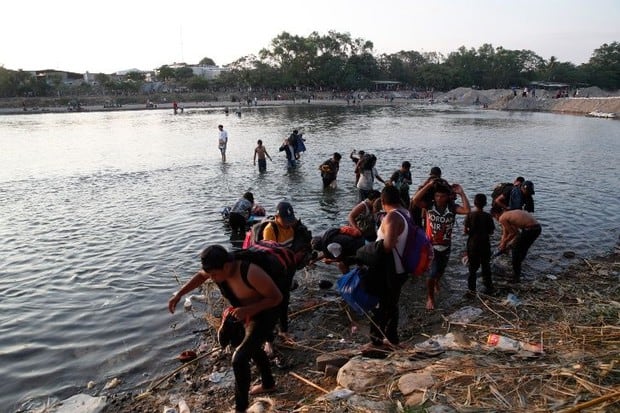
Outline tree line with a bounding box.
[0,31,618,99]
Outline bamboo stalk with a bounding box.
[289,372,330,394]
[558,389,620,413]
[289,300,330,318]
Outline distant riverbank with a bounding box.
[1,87,619,117]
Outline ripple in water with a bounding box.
[0,106,618,410]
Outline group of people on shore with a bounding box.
[170,131,541,412]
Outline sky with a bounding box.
[2,0,619,74]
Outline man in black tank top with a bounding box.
[168,245,282,413]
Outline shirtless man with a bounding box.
[253,139,272,173]
[168,245,282,413]
[491,207,541,283]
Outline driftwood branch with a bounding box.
[289,372,330,394]
[558,389,620,413]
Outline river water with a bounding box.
[1,104,618,411]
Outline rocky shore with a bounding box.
[2,87,619,118]
[45,247,619,413]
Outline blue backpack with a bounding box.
[336,267,379,315]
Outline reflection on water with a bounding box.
[0,105,618,410]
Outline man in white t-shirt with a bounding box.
[218,124,228,162]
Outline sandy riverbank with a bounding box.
[79,249,618,413]
[2,87,619,117]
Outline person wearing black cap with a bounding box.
[496,177,535,212]
[168,245,282,412]
[262,201,297,247]
[521,180,535,212]
[493,176,524,211]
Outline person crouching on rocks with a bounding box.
[168,245,281,413]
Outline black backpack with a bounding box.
[215,243,295,306]
[491,182,514,203]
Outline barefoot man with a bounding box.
[412,179,470,309]
[169,245,281,413]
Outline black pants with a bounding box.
[277,271,295,334]
[232,311,277,411]
[322,174,337,188]
[370,272,408,345]
[228,212,247,233]
[467,251,492,291]
[512,225,541,281]
[257,158,267,173]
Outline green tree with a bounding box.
[95,73,111,85]
[157,65,175,81]
[126,71,145,82]
[584,42,620,89]
[415,63,454,90]
[378,50,427,85]
[174,67,194,80]
[0,67,19,97]
[186,76,210,91]
[258,31,375,89]
[259,31,317,87]
[343,52,379,89]
[199,57,216,66]
[540,56,583,84]
[444,46,478,87]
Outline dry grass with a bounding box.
[105,256,619,413]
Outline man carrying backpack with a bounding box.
[362,185,411,350]
[262,201,298,247]
[168,245,282,413]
